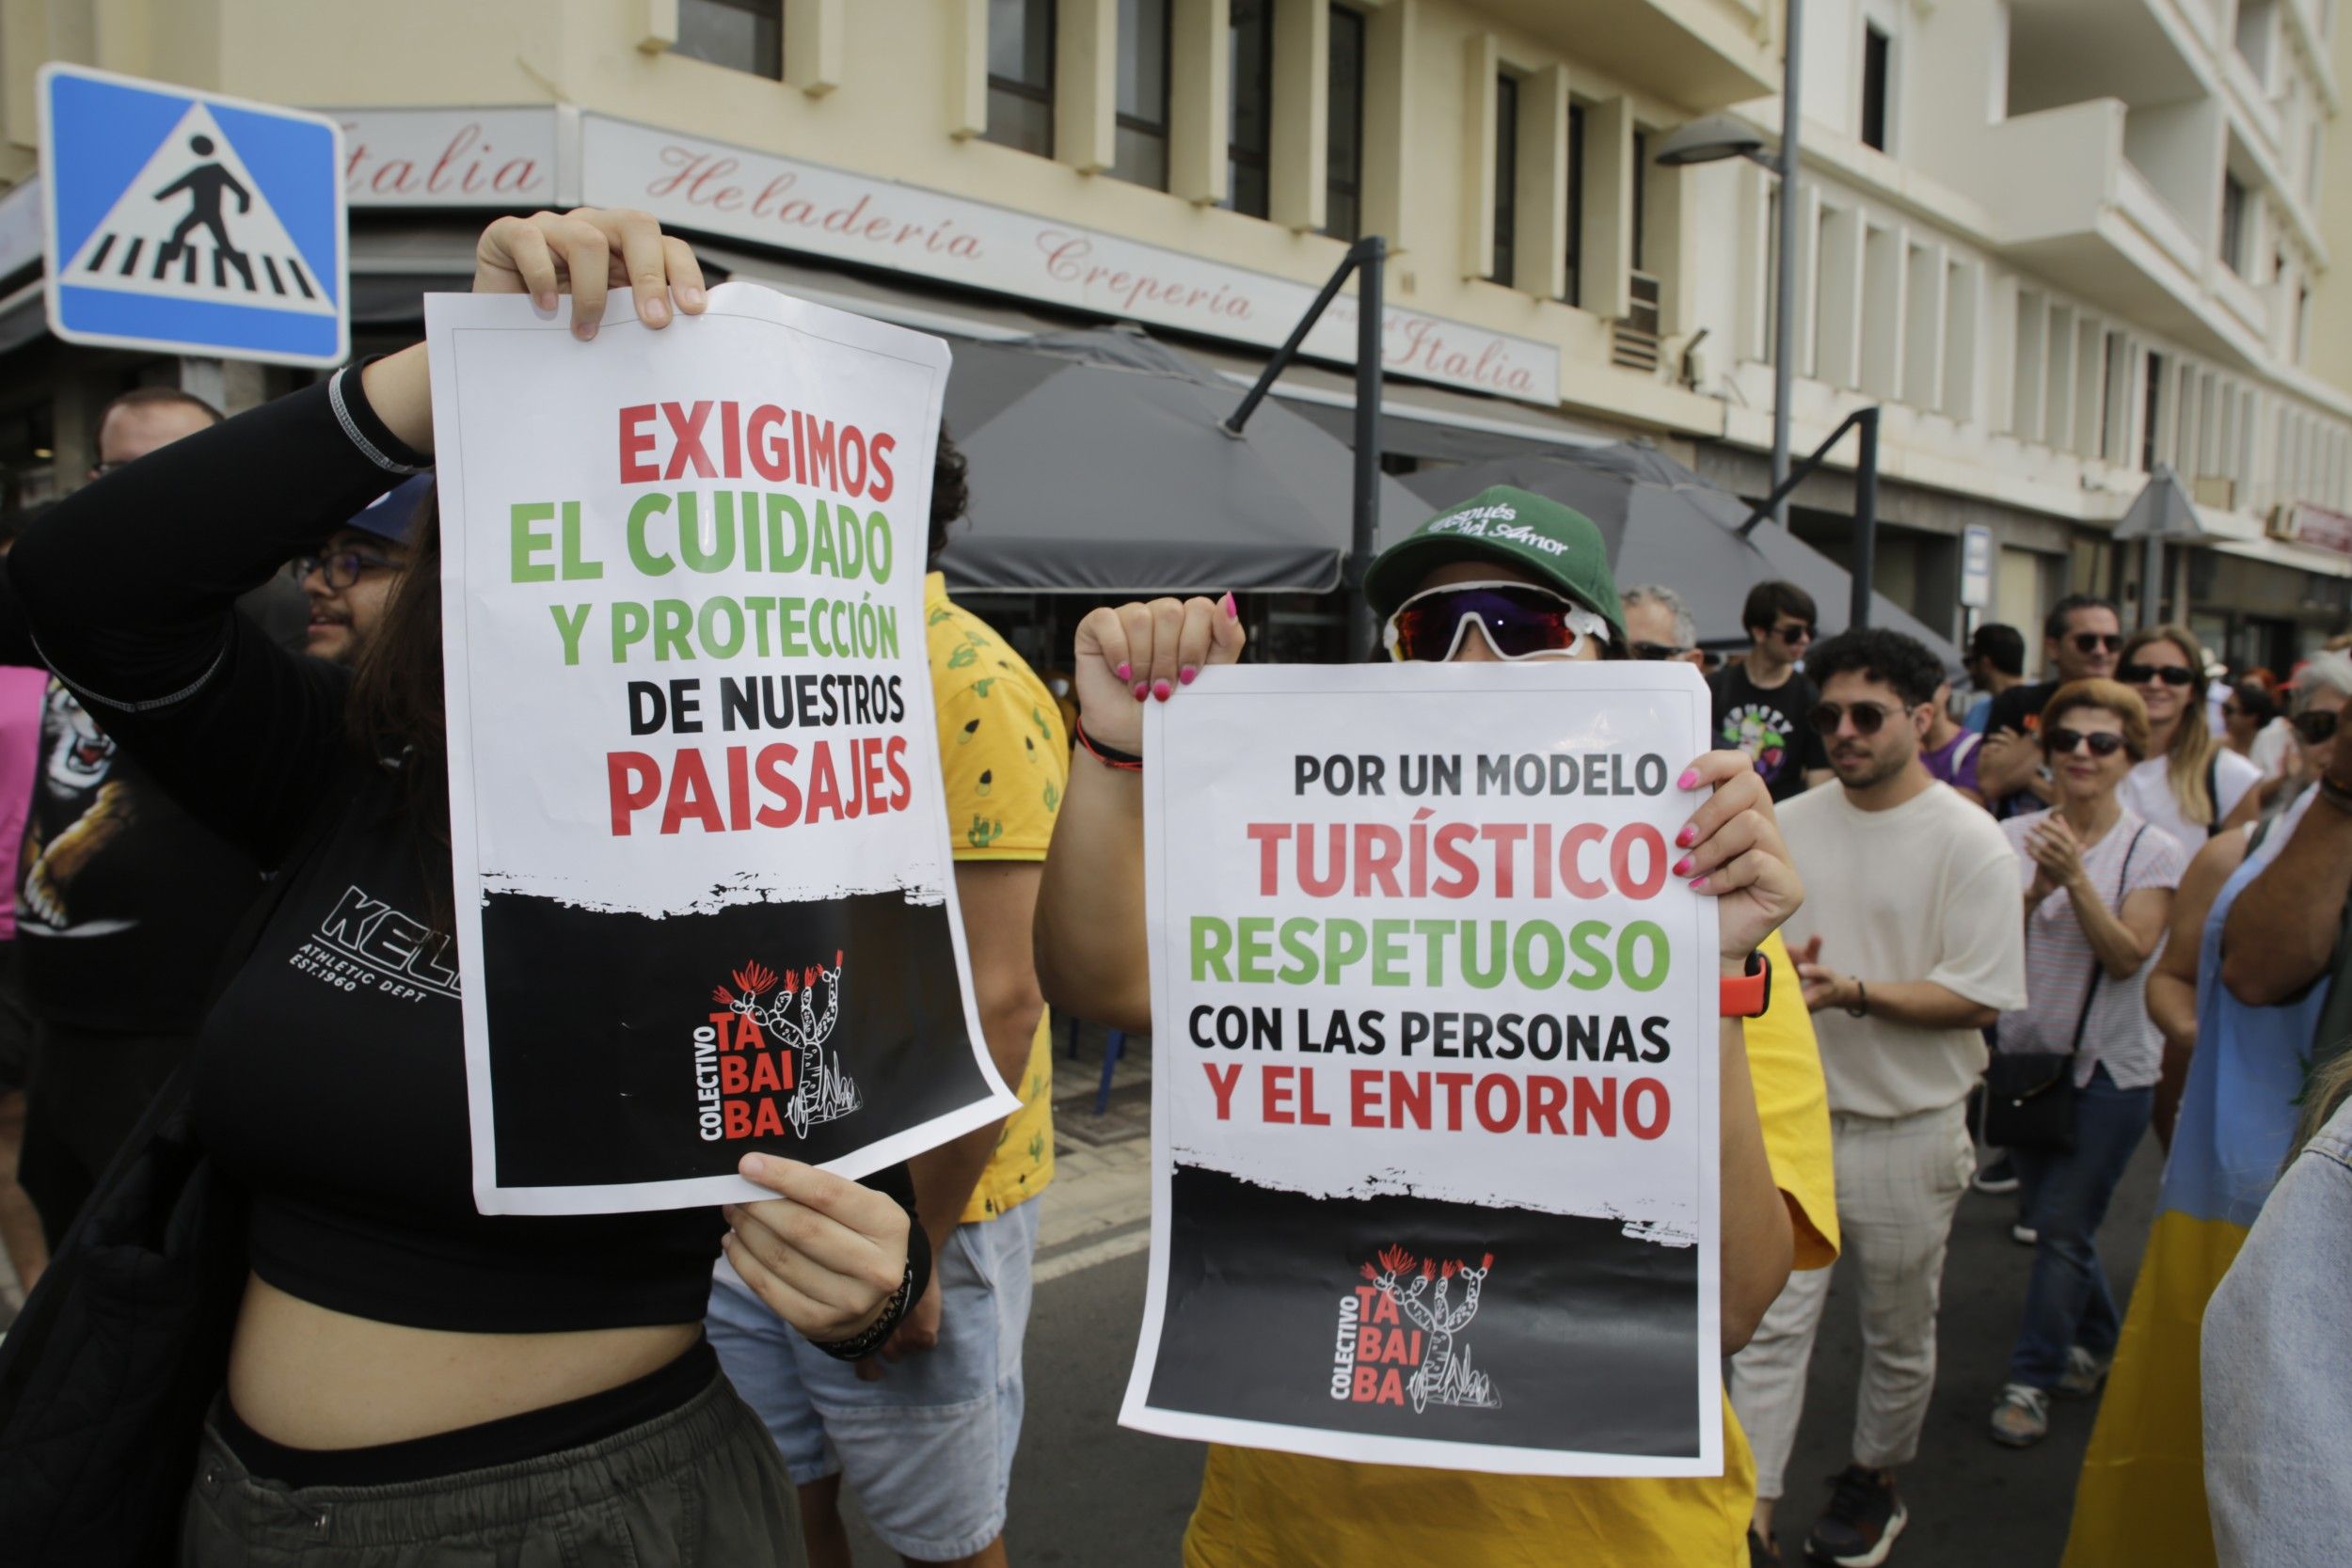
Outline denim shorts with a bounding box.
[707,1197,1040,1562]
[180,1361,803,1566]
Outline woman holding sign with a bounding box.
[1036,494,1837,1568]
[8,210,921,1565]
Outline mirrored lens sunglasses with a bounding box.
[1382,581,1611,663]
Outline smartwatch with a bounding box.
[1721,950,1771,1019]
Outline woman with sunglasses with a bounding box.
[1038,489,1841,1568]
[2115,626,2262,849]
[1982,681,2185,1449]
[7,209,923,1564]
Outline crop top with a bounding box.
[7,364,926,1335]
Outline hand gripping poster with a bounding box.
[1121,663,1723,1476]
[426,285,1018,1214]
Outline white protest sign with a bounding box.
[426,284,1018,1215]
[1121,662,1723,1477]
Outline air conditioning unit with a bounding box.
[2191,475,2236,510]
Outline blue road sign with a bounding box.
[39,64,346,367]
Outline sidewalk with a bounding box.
[1034,1020,1153,1283]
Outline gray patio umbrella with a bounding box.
[1401,447,1960,667]
[937,325,1426,595]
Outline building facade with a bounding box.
[0,0,2345,670]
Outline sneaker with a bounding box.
[2057,1346,2108,1399]
[1804,1465,1908,1567]
[2010,1222,2039,1246]
[1750,1527,1784,1568]
[1990,1383,2051,1447]
[1972,1154,2020,1194]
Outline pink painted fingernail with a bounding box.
[1180,665,1199,685]
[1677,768,1700,791]
[1689,876,1708,892]
[1152,679,1173,702]
[1675,824,1695,847]
[1115,662,1132,681]
[1221,592,1239,620]
[1134,682,1149,701]
[1672,855,1693,878]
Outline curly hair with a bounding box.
[927,423,968,570]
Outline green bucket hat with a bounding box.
[1363,485,1624,639]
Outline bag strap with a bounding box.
[2066,824,2150,1057]
[2205,754,2222,838]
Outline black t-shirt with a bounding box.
[1708,662,1829,801]
[6,369,925,1335]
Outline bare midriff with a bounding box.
[225,1273,702,1449]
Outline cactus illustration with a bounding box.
[968,816,1004,848]
[948,643,978,669]
[974,676,998,699]
[1042,781,1060,814]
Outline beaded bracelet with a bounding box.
[1073,718,1144,772]
[814,1257,916,1362]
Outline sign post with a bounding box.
[39,64,347,368]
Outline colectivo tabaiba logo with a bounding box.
[1332,1244,1502,1415]
[691,952,862,1143]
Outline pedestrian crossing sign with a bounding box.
[39,65,347,367]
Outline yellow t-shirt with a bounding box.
[927,573,1066,1223]
[1183,929,1837,1567]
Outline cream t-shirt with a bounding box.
[1779,780,2028,1118]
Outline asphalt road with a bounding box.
[832,1126,2162,1568]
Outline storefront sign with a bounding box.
[425,284,1017,1214]
[580,114,1562,406]
[2280,501,2352,560]
[335,107,559,208]
[1122,663,1722,1476]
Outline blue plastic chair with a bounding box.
[1061,1014,1128,1114]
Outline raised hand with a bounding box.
[473,207,709,339]
[1673,750,1805,961]
[1071,594,1248,754]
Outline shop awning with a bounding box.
[1402,446,1963,667]
[933,325,1427,595]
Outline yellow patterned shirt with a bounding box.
[928,573,1065,1222]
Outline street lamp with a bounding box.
[1655,0,1803,528]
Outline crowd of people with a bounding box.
[0,209,2344,1568]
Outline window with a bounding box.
[986,0,1056,157]
[1564,103,1586,306]
[1860,24,1891,151]
[2142,351,2165,471]
[1325,5,1366,241]
[1226,0,1274,218]
[2298,284,2312,364]
[1490,73,1519,285]
[675,0,782,78]
[1113,0,1173,189]
[2221,174,2248,276]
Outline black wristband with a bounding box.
[812,1256,917,1361]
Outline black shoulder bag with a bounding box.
[1983,825,2150,1153]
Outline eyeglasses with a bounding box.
[2045,727,2129,758]
[1382,580,1609,663]
[1772,622,1815,646]
[291,549,402,591]
[1809,700,1908,736]
[2291,709,2340,745]
[2070,632,2123,655]
[1630,641,1692,661]
[2119,661,2197,689]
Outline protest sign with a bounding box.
[1120,663,1722,1477]
[425,285,1018,1215]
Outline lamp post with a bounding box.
[1656,0,1803,530]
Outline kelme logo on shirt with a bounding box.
[1331,1244,1503,1414]
[290,884,460,1005]
[693,953,862,1143]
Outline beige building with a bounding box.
[0,0,2347,665]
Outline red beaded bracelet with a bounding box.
[1073,719,1143,772]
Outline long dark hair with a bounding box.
[345,483,453,916]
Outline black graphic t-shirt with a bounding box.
[1983,679,2058,817]
[11,679,265,1032]
[1708,663,1829,801]
[7,370,925,1335]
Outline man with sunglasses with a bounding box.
[1712,581,1833,803]
[1730,628,2026,1568]
[1979,595,2122,816]
[293,472,428,666]
[1622,583,1707,668]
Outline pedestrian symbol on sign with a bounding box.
[66,103,330,318]
[40,64,347,366]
